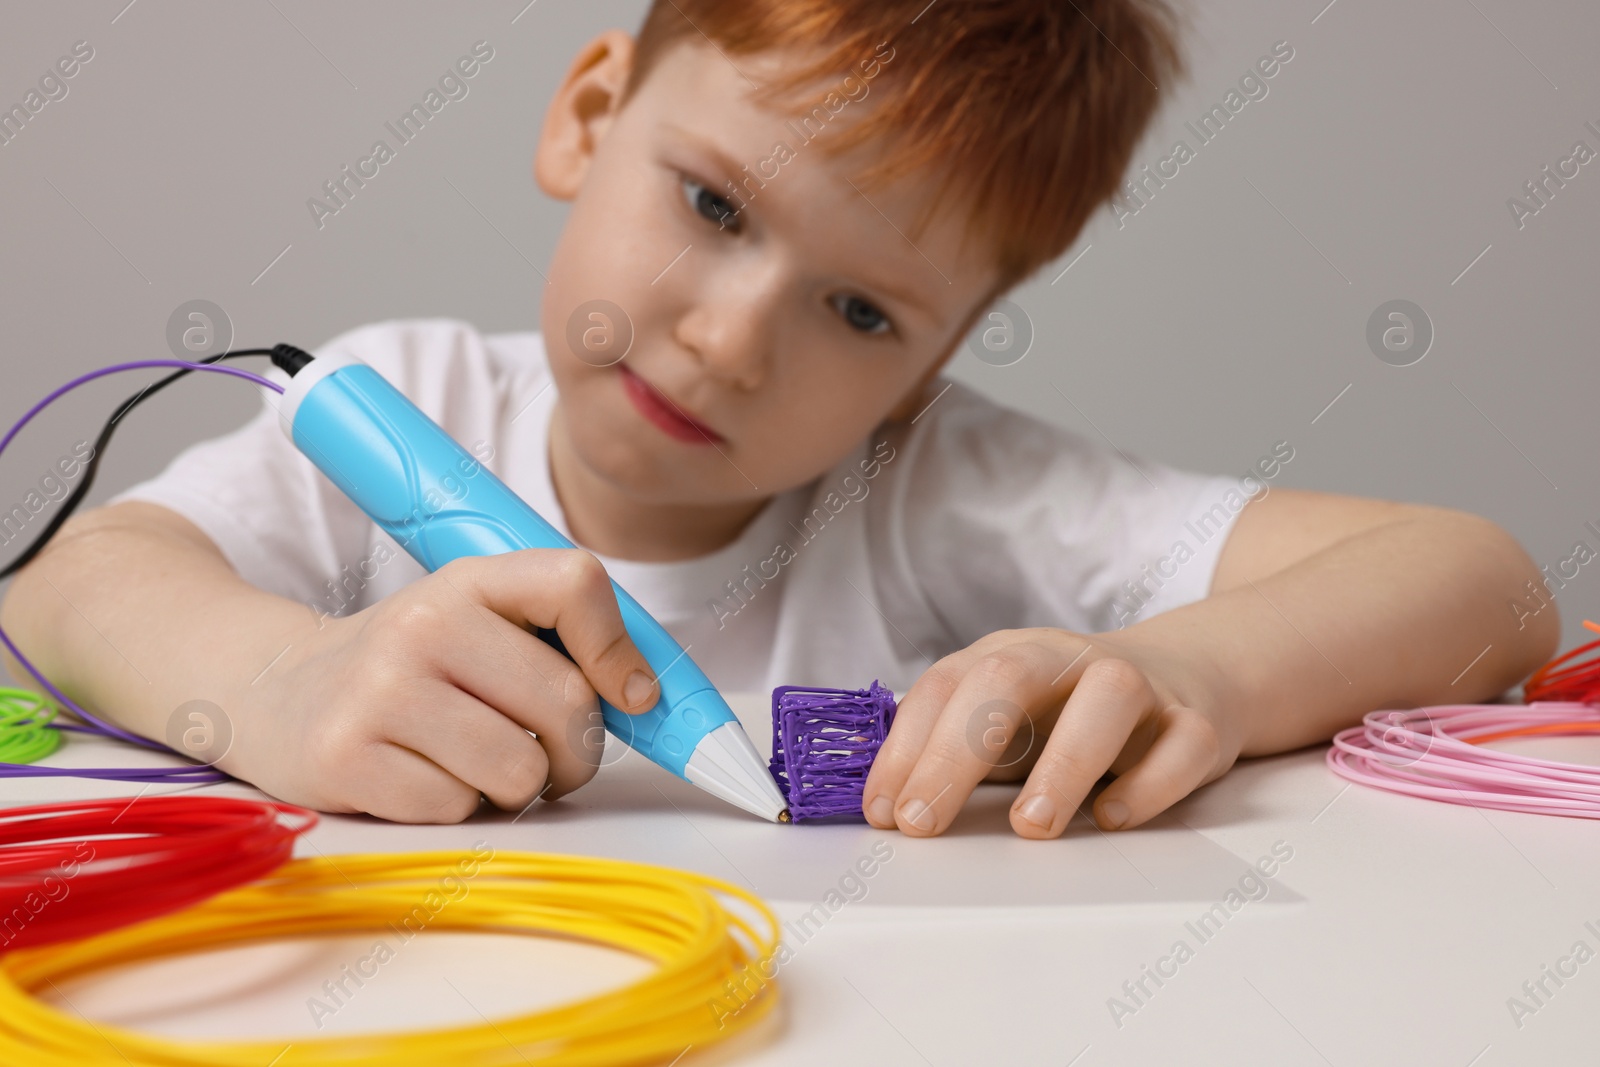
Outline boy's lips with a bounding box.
[617,364,724,445]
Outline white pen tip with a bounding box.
[684,722,789,822]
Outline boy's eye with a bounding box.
[681,177,739,232]
[830,294,891,335]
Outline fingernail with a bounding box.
[866,795,894,826]
[898,798,934,831]
[623,671,655,709]
[1016,794,1055,830]
[1101,799,1130,829]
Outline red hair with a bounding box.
[623,0,1187,289]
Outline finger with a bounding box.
[889,640,1069,837]
[1010,658,1157,839]
[864,634,1099,829]
[346,743,483,824]
[861,650,979,829]
[1090,708,1222,831]
[442,550,658,715]
[418,595,604,798]
[382,679,552,812]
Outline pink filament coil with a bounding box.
[1327,702,1600,819]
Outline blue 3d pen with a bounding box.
[267,345,789,823]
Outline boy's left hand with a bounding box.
[861,628,1246,838]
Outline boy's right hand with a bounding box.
[218,549,658,823]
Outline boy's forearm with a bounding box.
[0,503,315,743]
[1121,510,1562,756]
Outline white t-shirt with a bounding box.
[109,318,1248,695]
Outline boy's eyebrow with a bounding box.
[662,123,947,325]
[850,266,943,323]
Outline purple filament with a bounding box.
[0,359,284,782]
[769,681,897,823]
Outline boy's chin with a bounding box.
[566,427,742,504]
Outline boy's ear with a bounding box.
[535,30,636,201]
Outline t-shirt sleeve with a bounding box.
[882,382,1251,643]
[105,321,410,609]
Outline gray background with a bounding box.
[1,0,1595,669]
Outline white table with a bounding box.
[5,694,1596,1065]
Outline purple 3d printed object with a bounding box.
[769,682,898,823]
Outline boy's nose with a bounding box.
[673,276,778,390]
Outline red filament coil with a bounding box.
[0,795,316,950]
[1523,619,1600,706]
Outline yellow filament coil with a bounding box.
[0,849,781,1066]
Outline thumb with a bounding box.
[447,550,659,715]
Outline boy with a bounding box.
[0,0,1558,838]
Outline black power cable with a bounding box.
[0,349,278,581]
